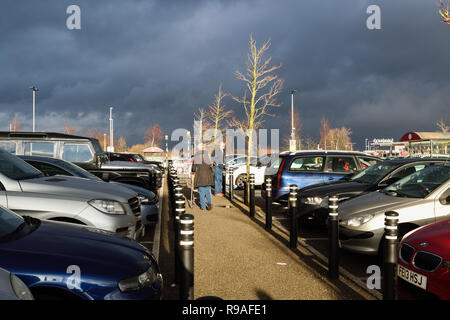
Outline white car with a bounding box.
[225,155,276,189]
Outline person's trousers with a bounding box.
[214,166,223,194]
[198,186,212,209]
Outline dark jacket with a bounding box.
[192,153,214,188]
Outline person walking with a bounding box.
[213,141,225,197]
[191,144,214,211]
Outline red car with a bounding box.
[397,218,450,300]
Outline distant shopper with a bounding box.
[213,141,225,197]
[192,144,214,211]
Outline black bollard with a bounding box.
[222,167,226,196]
[265,177,273,230]
[229,168,234,201]
[383,211,399,300]
[173,189,185,285]
[249,174,255,217]
[289,184,298,249]
[244,180,248,205]
[179,213,194,300]
[328,196,339,279]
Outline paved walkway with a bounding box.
[182,189,375,300]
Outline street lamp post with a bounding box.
[109,107,114,152]
[29,86,39,132]
[289,90,297,151]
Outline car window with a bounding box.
[357,156,381,169]
[325,156,357,173]
[0,141,17,154]
[390,164,429,179]
[27,161,71,176]
[385,165,450,198]
[24,142,55,157]
[0,150,42,180]
[289,156,325,172]
[62,143,94,162]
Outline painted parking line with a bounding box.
[151,177,164,263]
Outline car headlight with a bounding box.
[341,214,374,227]
[10,274,33,300]
[89,200,126,215]
[301,196,323,205]
[118,266,158,292]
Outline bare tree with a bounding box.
[232,34,284,198]
[144,124,163,148]
[64,119,79,135]
[11,115,21,132]
[319,117,330,149]
[438,0,450,24]
[437,117,449,133]
[207,85,232,146]
[116,136,127,152]
[303,136,318,150]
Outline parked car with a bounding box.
[226,155,277,189]
[0,267,33,300]
[0,149,141,238]
[339,164,450,256]
[107,152,164,170]
[19,156,159,227]
[262,151,382,204]
[0,132,159,191]
[0,205,162,300]
[397,217,450,300]
[297,158,447,224]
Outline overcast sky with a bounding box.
[1,0,449,149]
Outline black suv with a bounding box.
[0,132,160,191]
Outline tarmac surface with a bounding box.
[166,184,378,300]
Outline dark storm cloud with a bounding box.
[0,0,449,148]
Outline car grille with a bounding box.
[128,197,141,216]
[399,243,415,263]
[413,251,442,272]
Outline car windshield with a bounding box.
[384,165,450,198]
[0,205,25,239]
[0,150,43,180]
[350,162,400,184]
[54,159,103,181]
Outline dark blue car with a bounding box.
[264,151,382,203]
[0,205,162,300]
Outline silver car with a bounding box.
[0,149,141,239]
[0,267,33,300]
[339,164,450,256]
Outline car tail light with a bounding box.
[277,158,287,189]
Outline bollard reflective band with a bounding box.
[180,219,194,224]
[175,208,185,212]
[385,235,397,240]
[329,212,338,216]
[385,226,398,230]
[328,205,339,209]
[180,241,194,246]
[180,230,194,235]
[175,200,185,204]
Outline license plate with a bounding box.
[397,265,427,290]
